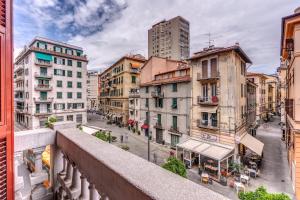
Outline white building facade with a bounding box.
[14,37,88,129]
[87,70,99,110]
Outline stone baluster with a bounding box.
[64,158,73,184]
[59,155,67,176]
[89,183,100,200]
[79,175,89,200]
[69,164,81,199]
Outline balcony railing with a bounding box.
[14,122,228,200]
[15,75,24,82]
[169,126,181,134]
[34,84,52,91]
[197,119,218,130]
[34,72,53,79]
[151,91,164,98]
[129,90,140,98]
[197,72,219,82]
[130,68,139,73]
[197,96,218,106]
[154,122,163,129]
[15,96,24,102]
[35,59,53,67]
[33,97,54,103]
[35,109,52,116]
[14,64,24,72]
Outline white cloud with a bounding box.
[14,0,300,73]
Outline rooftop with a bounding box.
[190,44,252,64]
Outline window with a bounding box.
[145,98,149,107]
[67,92,72,99]
[67,70,72,77]
[37,42,47,49]
[172,83,177,92]
[202,112,208,125]
[211,113,218,127]
[54,46,62,53]
[57,92,62,99]
[67,81,73,88]
[77,72,82,78]
[211,83,217,97]
[67,60,72,66]
[54,69,65,76]
[158,98,163,108]
[77,61,82,68]
[67,115,73,121]
[76,114,83,123]
[172,98,177,109]
[241,84,243,97]
[56,116,64,122]
[202,84,208,98]
[54,103,65,110]
[172,116,177,129]
[146,86,149,93]
[131,76,136,83]
[77,82,82,88]
[171,134,180,148]
[77,92,82,99]
[40,92,47,100]
[157,114,161,125]
[66,49,73,55]
[57,80,63,87]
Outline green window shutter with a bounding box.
[62,59,65,65]
[172,116,177,128]
[77,82,82,88]
[37,42,40,48]
[63,70,65,76]
[77,92,82,99]
[54,57,57,64]
[54,69,57,75]
[77,61,82,68]
[67,71,72,77]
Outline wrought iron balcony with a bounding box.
[34,109,52,116]
[15,75,24,82]
[196,119,218,130]
[14,122,228,200]
[33,97,54,103]
[129,90,140,98]
[34,72,53,79]
[151,91,164,98]
[154,122,163,129]
[34,84,53,91]
[169,126,181,134]
[14,64,24,72]
[34,59,53,67]
[197,96,218,106]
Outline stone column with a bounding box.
[79,175,89,200]
[89,183,99,200]
[64,159,73,184]
[70,165,80,190]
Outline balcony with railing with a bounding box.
[154,122,164,129]
[14,64,25,72]
[129,89,140,98]
[151,91,164,98]
[196,119,218,130]
[14,122,228,200]
[15,75,25,82]
[34,72,53,79]
[33,97,54,103]
[197,72,219,82]
[35,59,53,67]
[34,84,53,91]
[35,108,52,116]
[169,126,182,134]
[197,96,218,106]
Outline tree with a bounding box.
[162,157,187,178]
[45,116,57,128]
[239,186,291,200]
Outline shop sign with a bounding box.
[201,133,218,142]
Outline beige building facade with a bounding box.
[247,72,268,122]
[87,70,99,110]
[265,74,279,114]
[148,16,190,60]
[281,8,300,198]
[98,54,146,125]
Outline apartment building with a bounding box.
[87,70,98,110]
[246,79,257,133]
[98,54,146,125]
[148,16,190,60]
[265,74,279,114]
[247,72,268,122]
[128,88,140,131]
[281,8,300,197]
[176,44,264,180]
[14,37,88,129]
[139,57,191,148]
[277,65,287,139]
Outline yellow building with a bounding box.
[265,74,279,114]
[277,65,287,138]
[247,72,268,122]
[98,54,146,125]
[281,7,300,198]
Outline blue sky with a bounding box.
[14,0,299,73]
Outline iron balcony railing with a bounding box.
[197,96,218,105]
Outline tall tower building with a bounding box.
[148,16,190,60]
[14,37,88,129]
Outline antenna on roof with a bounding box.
[205,32,214,48]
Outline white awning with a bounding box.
[177,138,234,161]
[199,106,218,113]
[240,134,264,156]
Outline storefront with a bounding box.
[176,138,234,181]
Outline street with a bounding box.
[86,114,295,199]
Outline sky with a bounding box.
[14,0,299,73]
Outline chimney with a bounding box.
[235,42,240,46]
[295,7,300,14]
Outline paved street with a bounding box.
[87,114,295,199]
[86,113,170,166]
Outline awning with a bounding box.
[200,106,218,113]
[177,138,234,161]
[128,119,134,125]
[141,124,149,129]
[35,52,52,61]
[240,134,264,156]
[130,62,141,69]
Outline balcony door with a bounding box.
[40,67,47,75]
[202,84,208,100]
